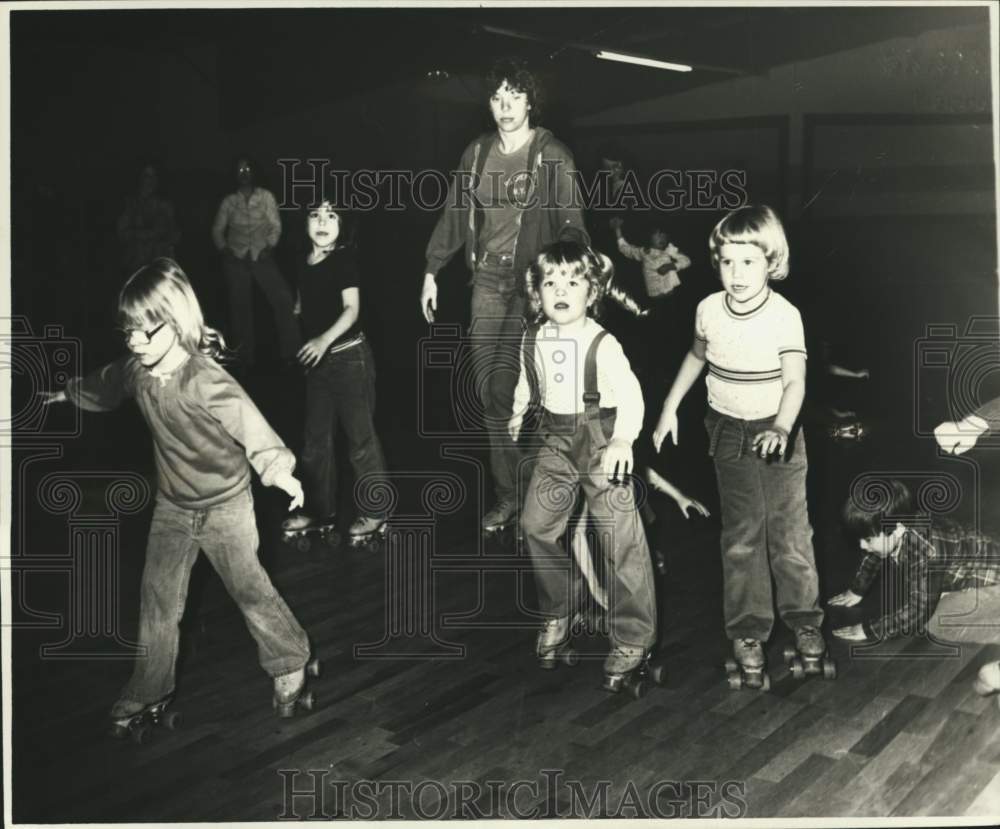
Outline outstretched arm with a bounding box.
[646,467,710,518]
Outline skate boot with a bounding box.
[974,661,1000,706]
[603,647,667,699]
[827,420,868,442]
[536,614,580,670]
[725,638,770,691]
[282,512,340,551]
[481,499,517,535]
[109,695,181,744]
[784,625,837,680]
[348,515,388,548]
[272,658,321,718]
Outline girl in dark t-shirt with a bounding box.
[282,202,389,547]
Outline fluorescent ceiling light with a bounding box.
[594,50,692,73]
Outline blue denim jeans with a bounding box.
[222,251,301,362]
[522,409,657,652]
[117,487,310,709]
[301,339,387,519]
[706,407,823,641]
[469,265,528,505]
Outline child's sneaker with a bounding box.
[482,499,517,533]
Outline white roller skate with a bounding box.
[348,515,388,548]
[272,658,321,718]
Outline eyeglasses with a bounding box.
[120,321,167,345]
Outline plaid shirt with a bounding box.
[851,520,1000,640]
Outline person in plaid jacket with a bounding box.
[829,477,1000,701]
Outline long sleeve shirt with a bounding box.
[211,187,281,260]
[66,354,295,509]
[850,521,1000,640]
[616,237,691,297]
[512,319,644,444]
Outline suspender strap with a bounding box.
[583,330,609,449]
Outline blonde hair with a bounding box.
[709,204,790,280]
[524,240,613,323]
[118,258,228,361]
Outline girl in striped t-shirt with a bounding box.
[652,205,828,689]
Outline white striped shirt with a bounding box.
[695,289,807,419]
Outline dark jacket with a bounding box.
[424,127,590,286]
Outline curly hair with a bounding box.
[486,57,543,122]
[524,240,613,323]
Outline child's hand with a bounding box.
[752,426,789,457]
[609,216,624,231]
[832,623,868,641]
[828,589,863,608]
[935,416,988,456]
[675,495,710,519]
[272,472,305,511]
[603,438,633,483]
[39,390,67,405]
[296,336,330,369]
[508,413,523,442]
[421,274,438,324]
[652,410,678,452]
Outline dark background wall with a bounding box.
[9,5,998,484]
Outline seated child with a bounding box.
[509,240,658,692]
[830,478,1000,699]
[611,216,691,299]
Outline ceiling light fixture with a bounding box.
[594,50,692,72]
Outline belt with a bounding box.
[478,250,515,269]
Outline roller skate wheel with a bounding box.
[650,664,667,686]
[295,537,311,552]
[307,658,322,678]
[131,723,150,745]
[603,674,624,694]
[761,672,771,691]
[726,672,743,691]
[163,710,182,730]
[791,658,805,680]
[299,691,315,711]
[724,658,738,673]
[783,645,796,663]
[629,678,648,700]
[538,656,558,671]
[321,529,340,546]
[563,649,579,667]
[110,722,130,740]
[822,659,837,680]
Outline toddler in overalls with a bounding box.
[509,240,658,692]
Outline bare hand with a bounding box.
[832,623,867,641]
[39,390,67,405]
[603,438,633,483]
[676,496,710,519]
[828,589,863,608]
[752,427,788,457]
[273,472,305,511]
[934,418,986,456]
[296,336,330,369]
[652,410,678,452]
[421,274,438,324]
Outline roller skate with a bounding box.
[272,657,321,718]
[783,625,837,680]
[109,695,182,744]
[725,638,771,691]
[973,661,1000,707]
[281,513,340,552]
[827,420,868,442]
[348,515,388,549]
[482,499,517,535]
[536,613,581,670]
[603,647,667,699]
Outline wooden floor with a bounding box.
[11,485,1000,822]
